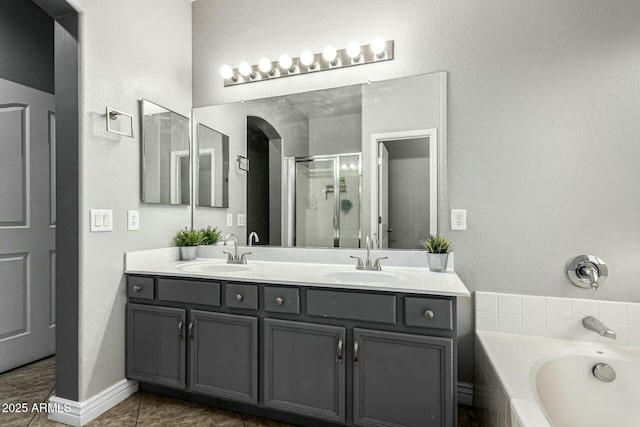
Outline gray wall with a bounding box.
[0,1,54,94]
[193,0,640,385]
[308,114,362,156]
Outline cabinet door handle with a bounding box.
[132,285,142,293]
[178,321,184,338]
[236,293,244,302]
[354,341,359,363]
[424,309,435,319]
[336,339,343,362]
[275,297,284,306]
[188,321,194,338]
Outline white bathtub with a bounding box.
[475,331,640,427]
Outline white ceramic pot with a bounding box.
[180,246,197,261]
[427,253,449,272]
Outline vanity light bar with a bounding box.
[220,39,394,87]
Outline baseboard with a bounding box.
[458,382,474,406]
[47,379,138,426]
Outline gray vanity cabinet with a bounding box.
[263,318,346,423]
[189,310,258,404]
[126,304,186,389]
[353,329,453,427]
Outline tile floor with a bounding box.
[0,358,479,426]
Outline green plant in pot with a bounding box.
[420,234,453,272]
[173,228,201,261]
[199,226,222,246]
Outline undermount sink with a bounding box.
[177,262,250,274]
[321,270,402,284]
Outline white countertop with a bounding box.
[125,252,470,297]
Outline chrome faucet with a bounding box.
[248,231,260,246]
[350,235,387,271]
[223,233,251,264]
[583,316,617,339]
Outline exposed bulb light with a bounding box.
[349,163,357,170]
[279,53,297,73]
[370,36,386,58]
[346,41,362,61]
[300,49,317,69]
[341,164,348,171]
[238,61,253,77]
[258,57,273,74]
[322,45,339,66]
[219,64,234,80]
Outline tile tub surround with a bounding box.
[124,247,470,297]
[475,292,640,346]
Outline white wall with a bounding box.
[71,0,192,400]
[193,0,640,384]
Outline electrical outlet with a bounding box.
[226,213,233,227]
[127,210,140,231]
[451,209,467,231]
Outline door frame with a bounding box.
[369,129,438,247]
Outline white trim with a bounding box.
[47,379,138,426]
[170,149,190,204]
[369,129,438,247]
[458,381,474,406]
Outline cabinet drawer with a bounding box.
[307,289,396,324]
[264,286,300,314]
[157,278,220,306]
[127,276,154,300]
[225,283,258,310]
[404,297,453,330]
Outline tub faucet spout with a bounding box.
[583,316,616,339]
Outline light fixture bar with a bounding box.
[221,40,394,87]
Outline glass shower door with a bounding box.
[294,158,337,247]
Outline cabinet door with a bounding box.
[353,329,453,427]
[189,310,258,404]
[264,319,346,423]
[126,303,186,389]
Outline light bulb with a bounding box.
[370,36,386,56]
[341,164,348,171]
[322,45,337,64]
[346,41,361,59]
[279,53,293,70]
[238,61,252,77]
[219,65,234,80]
[258,57,272,73]
[349,163,357,170]
[300,49,315,67]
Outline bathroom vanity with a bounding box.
[125,250,469,427]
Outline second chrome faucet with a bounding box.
[223,233,251,264]
[351,235,387,271]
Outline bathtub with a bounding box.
[475,331,640,427]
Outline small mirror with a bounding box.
[196,124,229,208]
[140,99,190,205]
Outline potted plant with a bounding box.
[199,226,222,245]
[420,234,453,272]
[173,228,201,261]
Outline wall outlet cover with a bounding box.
[237,213,246,227]
[451,209,467,231]
[127,210,140,231]
[90,209,113,232]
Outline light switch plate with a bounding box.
[237,213,246,227]
[90,209,113,232]
[127,210,140,231]
[226,213,233,227]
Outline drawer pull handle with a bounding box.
[354,341,359,363]
[424,309,435,319]
[132,285,143,293]
[235,293,244,302]
[336,339,344,362]
[178,321,184,338]
[275,297,284,306]
[188,321,194,338]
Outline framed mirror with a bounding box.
[196,123,229,208]
[192,71,446,249]
[140,99,190,205]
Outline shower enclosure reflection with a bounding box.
[290,154,361,248]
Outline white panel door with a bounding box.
[378,143,389,249]
[0,78,55,373]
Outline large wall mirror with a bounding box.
[192,71,446,249]
[141,99,191,205]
